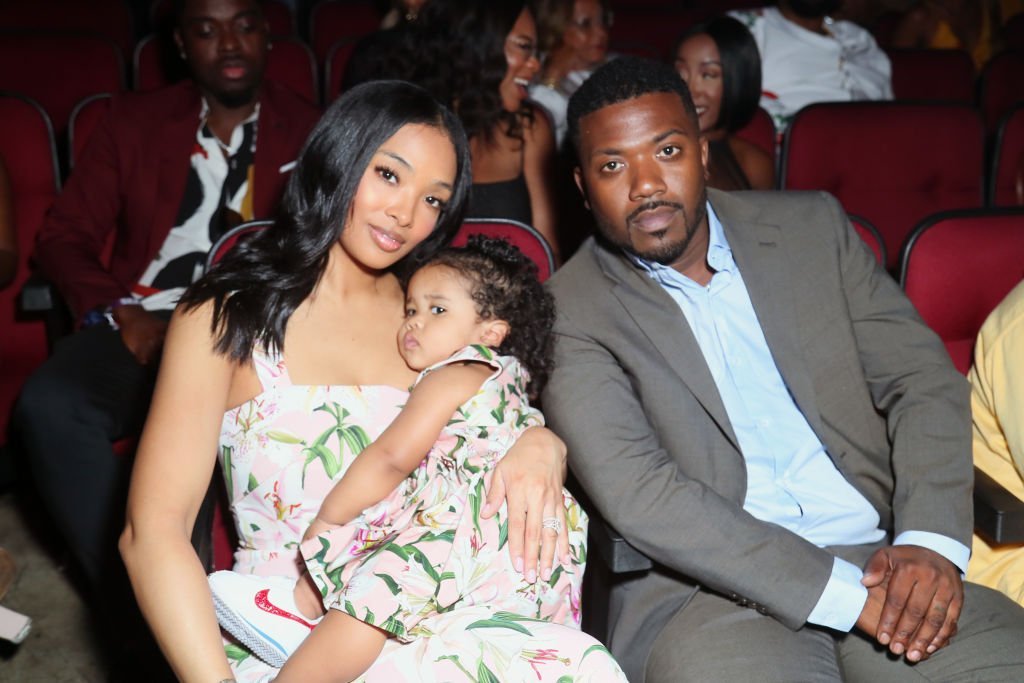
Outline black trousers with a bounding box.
[13,324,158,584]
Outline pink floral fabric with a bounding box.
[218,347,626,682]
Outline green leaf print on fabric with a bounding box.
[224,642,250,663]
[301,403,372,483]
[375,572,402,596]
[266,429,304,444]
[498,517,508,550]
[246,473,258,493]
[581,643,613,661]
[489,388,508,425]
[556,677,575,683]
[221,445,233,496]
[465,611,546,636]
[436,654,475,681]
[477,660,502,683]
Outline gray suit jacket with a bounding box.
[542,189,972,681]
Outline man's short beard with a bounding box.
[597,186,708,266]
[210,86,259,110]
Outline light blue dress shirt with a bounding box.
[632,203,970,632]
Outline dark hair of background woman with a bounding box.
[408,0,532,145]
[179,80,473,362]
[426,235,555,398]
[673,15,762,134]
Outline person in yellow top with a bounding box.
[967,279,1024,604]
[892,0,1000,70]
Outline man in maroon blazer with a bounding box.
[14,0,321,585]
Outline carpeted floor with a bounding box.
[0,492,108,682]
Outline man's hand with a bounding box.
[859,545,963,662]
[115,305,168,365]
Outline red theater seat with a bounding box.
[781,101,984,270]
[309,0,379,65]
[849,213,887,267]
[454,218,555,282]
[899,208,1024,374]
[68,94,114,170]
[0,0,134,59]
[0,93,60,443]
[734,106,776,164]
[980,51,1024,133]
[990,104,1024,207]
[886,48,975,103]
[0,32,124,137]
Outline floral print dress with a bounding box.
[219,346,627,682]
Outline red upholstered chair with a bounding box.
[309,0,380,65]
[899,208,1024,374]
[454,218,556,282]
[780,101,985,270]
[734,106,776,165]
[848,213,887,267]
[0,93,60,444]
[324,38,360,103]
[134,33,318,104]
[0,0,135,60]
[0,31,124,137]
[68,93,113,170]
[979,51,1024,133]
[150,0,295,36]
[264,36,319,105]
[886,48,975,103]
[990,104,1024,207]
[1004,13,1024,51]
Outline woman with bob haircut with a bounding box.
[119,80,577,682]
[673,15,775,191]
[404,0,561,261]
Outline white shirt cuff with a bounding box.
[893,531,970,575]
[806,556,866,633]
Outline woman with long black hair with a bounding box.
[119,80,581,682]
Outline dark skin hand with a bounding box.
[114,304,169,365]
[857,545,963,663]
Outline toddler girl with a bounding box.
[208,236,607,681]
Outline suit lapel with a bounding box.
[597,246,742,452]
[715,192,827,441]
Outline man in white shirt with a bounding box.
[731,0,892,131]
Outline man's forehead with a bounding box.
[578,93,695,151]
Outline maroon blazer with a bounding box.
[35,80,321,320]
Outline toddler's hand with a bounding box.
[302,517,335,543]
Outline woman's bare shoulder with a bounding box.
[729,136,775,191]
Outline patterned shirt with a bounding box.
[134,100,259,311]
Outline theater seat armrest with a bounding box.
[974,466,1024,545]
[591,519,653,573]
[18,273,56,312]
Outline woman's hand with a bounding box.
[481,427,569,583]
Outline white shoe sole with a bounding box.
[211,590,288,668]
[0,604,31,644]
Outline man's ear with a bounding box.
[481,319,510,348]
[573,166,590,210]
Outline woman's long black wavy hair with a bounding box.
[180,80,473,361]
[407,0,532,145]
[424,235,555,399]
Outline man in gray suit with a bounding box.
[542,56,1024,682]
